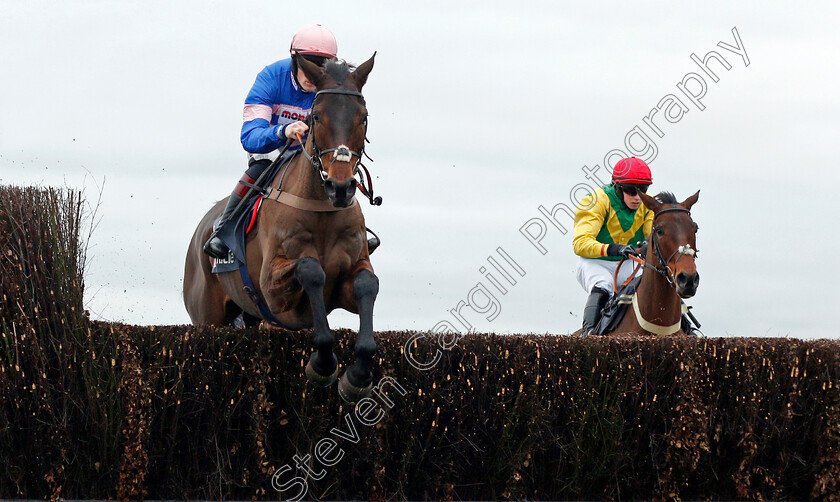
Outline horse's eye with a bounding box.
[655,227,664,236]
[362,115,368,125]
[311,113,320,123]
[693,223,699,232]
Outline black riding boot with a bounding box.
[581,287,611,336]
[202,192,243,259]
[681,314,701,336]
[203,159,272,259]
[367,229,380,255]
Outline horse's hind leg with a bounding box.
[184,243,229,326]
[338,268,379,403]
[295,257,340,386]
[242,312,261,328]
[231,311,260,328]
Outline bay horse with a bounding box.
[183,54,379,403]
[608,190,700,336]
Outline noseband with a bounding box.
[299,88,382,206]
[649,207,697,287]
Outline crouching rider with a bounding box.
[573,157,653,335]
[204,23,380,259]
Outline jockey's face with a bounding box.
[623,190,642,210]
[296,66,317,92]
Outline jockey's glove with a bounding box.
[607,244,639,258]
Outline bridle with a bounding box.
[647,207,697,287]
[297,88,382,206]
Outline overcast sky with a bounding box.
[1,1,838,338]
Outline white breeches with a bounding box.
[249,150,281,162]
[576,256,639,294]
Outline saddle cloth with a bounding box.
[210,196,262,274]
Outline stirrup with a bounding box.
[681,314,702,336]
[366,227,380,255]
[203,219,230,259]
[203,233,229,259]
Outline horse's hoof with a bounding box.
[305,354,340,388]
[338,373,373,404]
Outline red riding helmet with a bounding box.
[290,24,338,58]
[612,157,653,184]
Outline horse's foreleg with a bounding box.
[295,257,339,386]
[338,267,379,403]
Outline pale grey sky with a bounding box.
[1,1,837,338]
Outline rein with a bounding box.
[298,88,382,206]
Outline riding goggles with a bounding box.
[617,184,649,196]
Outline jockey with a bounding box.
[204,24,380,259]
[573,157,653,335]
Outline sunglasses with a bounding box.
[618,184,649,196]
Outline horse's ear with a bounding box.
[638,191,661,213]
[297,56,330,89]
[681,190,700,211]
[349,52,376,90]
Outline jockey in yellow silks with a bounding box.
[573,157,653,335]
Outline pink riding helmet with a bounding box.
[290,24,338,58]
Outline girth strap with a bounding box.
[239,261,282,326]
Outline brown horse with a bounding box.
[183,55,379,402]
[609,190,700,336]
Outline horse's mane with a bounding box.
[654,192,678,204]
[324,59,357,85]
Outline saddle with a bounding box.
[595,276,641,335]
[209,154,296,275]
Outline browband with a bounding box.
[315,89,364,99]
[654,207,690,220]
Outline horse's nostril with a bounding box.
[326,179,355,194]
[676,272,688,287]
[324,179,357,207]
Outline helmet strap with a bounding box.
[613,183,631,210]
[291,54,301,87]
[290,54,314,93]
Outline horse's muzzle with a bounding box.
[324,178,357,207]
[676,271,700,298]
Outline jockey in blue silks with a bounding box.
[203,24,380,259]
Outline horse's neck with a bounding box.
[636,254,682,327]
[279,148,328,201]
